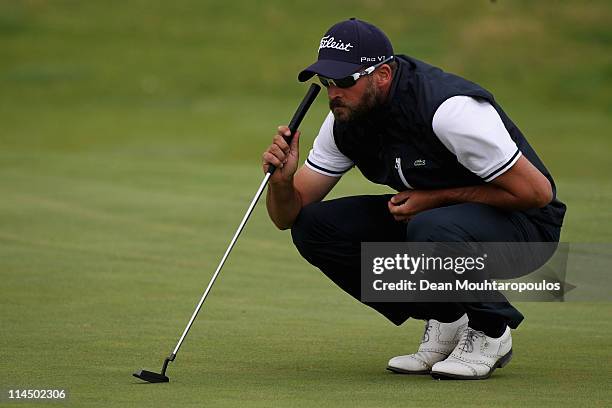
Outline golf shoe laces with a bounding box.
[458,328,485,353]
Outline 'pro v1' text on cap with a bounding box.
[298,18,394,82]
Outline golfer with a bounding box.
[262,18,565,380]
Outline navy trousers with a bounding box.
[290,195,561,337]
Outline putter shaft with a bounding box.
[134,83,320,383]
[172,172,272,356]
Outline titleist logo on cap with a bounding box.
[319,36,354,52]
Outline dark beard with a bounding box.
[329,78,384,124]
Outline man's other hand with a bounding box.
[388,190,444,222]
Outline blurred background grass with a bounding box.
[1,1,611,407]
[1,0,611,239]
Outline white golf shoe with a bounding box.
[387,314,468,374]
[430,326,513,380]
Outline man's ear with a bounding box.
[375,64,393,85]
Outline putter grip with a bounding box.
[267,83,321,175]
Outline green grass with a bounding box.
[1,1,611,407]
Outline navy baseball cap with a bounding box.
[298,18,394,82]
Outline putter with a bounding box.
[133,83,321,383]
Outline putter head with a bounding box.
[133,355,174,384]
[133,369,169,383]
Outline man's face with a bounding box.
[327,75,384,123]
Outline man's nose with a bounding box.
[327,85,343,99]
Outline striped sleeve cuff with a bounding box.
[482,149,522,182]
[305,158,351,177]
